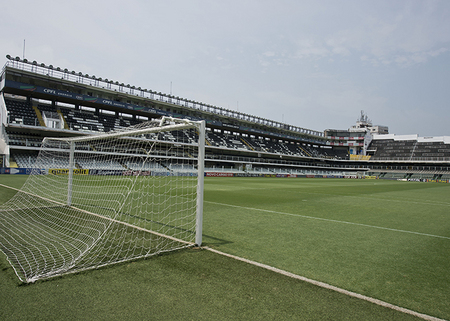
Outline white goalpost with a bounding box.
[0,117,205,283]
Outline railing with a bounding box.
[4,56,324,138]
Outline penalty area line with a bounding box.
[205,201,450,241]
[204,246,446,321]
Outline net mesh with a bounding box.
[0,118,203,282]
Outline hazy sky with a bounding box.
[2,0,449,136]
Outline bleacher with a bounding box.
[15,153,70,169]
[4,98,38,126]
[60,108,104,132]
[204,131,331,158]
[370,137,450,160]
[2,93,448,177]
[257,139,281,154]
[370,139,416,159]
[206,131,243,149]
[3,97,337,162]
[279,141,304,156]
[412,141,450,158]
[14,154,38,168]
[7,134,42,147]
[59,106,140,132]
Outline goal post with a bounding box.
[195,119,205,246]
[0,117,205,283]
[67,141,75,206]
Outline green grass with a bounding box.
[1,174,449,320]
[202,177,450,320]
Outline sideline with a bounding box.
[206,200,450,240]
[205,246,447,321]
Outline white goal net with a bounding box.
[0,117,205,283]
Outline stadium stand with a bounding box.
[4,98,37,126]
[369,135,450,160]
[1,56,449,179]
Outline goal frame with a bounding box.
[50,116,206,246]
[0,117,206,283]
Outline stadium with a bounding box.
[1,55,450,320]
[1,56,450,180]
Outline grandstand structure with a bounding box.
[1,55,450,180]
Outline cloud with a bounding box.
[1,0,449,136]
[252,1,450,68]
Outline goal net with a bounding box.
[0,117,205,283]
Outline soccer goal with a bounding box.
[0,117,205,283]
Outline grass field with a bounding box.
[1,174,449,320]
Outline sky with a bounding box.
[1,0,450,137]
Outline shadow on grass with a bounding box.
[201,233,233,246]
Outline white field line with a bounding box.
[205,201,450,241]
[205,246,447,321]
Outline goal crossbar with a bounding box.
[47,118,200,144]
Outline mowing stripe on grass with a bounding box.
[206,201,450,241]
[205,246,447,321]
